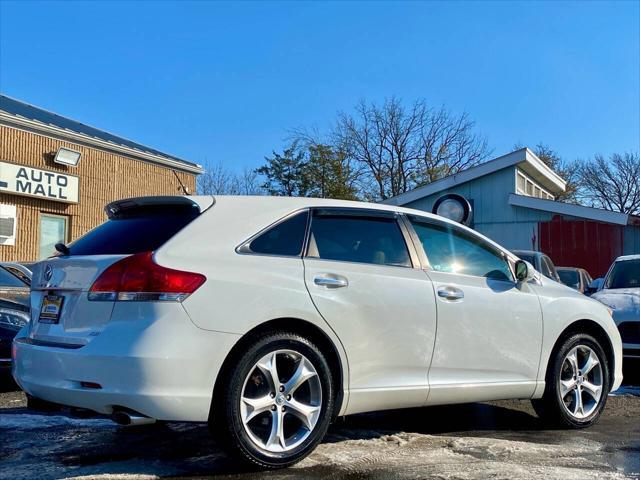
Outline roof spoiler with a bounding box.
[105,195,214,219]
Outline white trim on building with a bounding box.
[384,148,566,206]
[508,193,630,226]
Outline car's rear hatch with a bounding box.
[28,195,213,347]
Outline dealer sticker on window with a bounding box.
[39,294,64,324]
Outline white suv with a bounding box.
[13,195,623,468]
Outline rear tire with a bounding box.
[532,333,609,428]
[211,332,334,469]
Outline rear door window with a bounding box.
[307,211,411,267]
[558,269,579,288]
[67,204,200,256]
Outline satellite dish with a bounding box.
[432,194,473,226]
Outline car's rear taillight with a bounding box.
[88,251,206,302]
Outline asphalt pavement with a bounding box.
[1,362,639,480]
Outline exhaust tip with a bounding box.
[112,410,132,425]
[112,410,156,426]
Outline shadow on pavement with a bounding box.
[623,358,640,385]
[0,375,18,393]
[326,401,543,443]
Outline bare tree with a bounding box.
[197,160,263,196]
[235,167,263,195]
[326,97,490,201]
[578,152,640,214]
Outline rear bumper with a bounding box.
[12,304,240,422]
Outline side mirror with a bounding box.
[586,278,604,294]
[515,260,536,283]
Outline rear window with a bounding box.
[67,204,200,256]
[541,256,558,280]
[514,252,536,265]
[558,269,579,288]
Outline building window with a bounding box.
[39,214,68,259]
[515,169,554,201]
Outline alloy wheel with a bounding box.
[240,349,322,453]
[558,345,603,419]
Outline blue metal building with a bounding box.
[384,148,640,278]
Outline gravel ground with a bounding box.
[1,365,639,480]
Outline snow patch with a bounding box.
[0,413,113,430]
[610,386,640,397]
[66,475,159,480]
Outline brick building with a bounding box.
[0,95,202,261]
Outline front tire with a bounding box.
[212,332,334,469]
[532,333,609,428]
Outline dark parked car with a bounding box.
[557,266,594,294]
[511,250,561,282]
[0,263,31,374]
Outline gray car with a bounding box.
[557,267,594,295]
[0,262,31,373]
[511,250,561,282]
[591,255,640,359]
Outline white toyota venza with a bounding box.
[13,196,623,468]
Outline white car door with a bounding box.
[303,208,437,415]
[406,215,543,405]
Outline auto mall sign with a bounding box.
[0,161,79,204]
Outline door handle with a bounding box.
[437,286,464,301]
[314,274,348,289]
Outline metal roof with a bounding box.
[0,94,202,173]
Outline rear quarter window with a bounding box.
[242,210,309,257]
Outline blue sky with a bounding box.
[1,1,638,172]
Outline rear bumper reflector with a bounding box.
[80,381,102,389]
